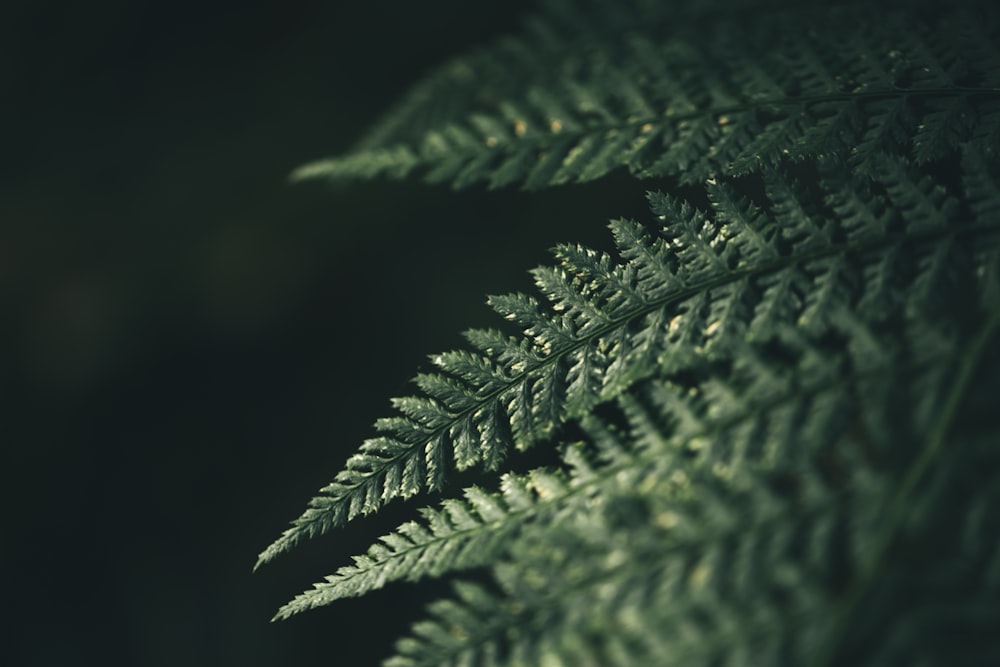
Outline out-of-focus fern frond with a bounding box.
[350,0,822,152]
[292,3,999,189]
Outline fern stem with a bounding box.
[470,87,1000,159]
[508,87,1000,152]
[814,307,1000,666]
[624,86,1000,143]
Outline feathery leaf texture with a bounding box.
[259,147,1000,569]
[272,466,579,620]
[292,2,1000,190]
[261,0,1000,664]
[387,295,1000,666]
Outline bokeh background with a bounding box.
[3,1,653,664]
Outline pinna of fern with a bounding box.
[292,1,1000,190]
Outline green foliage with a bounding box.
[292,1,1000,189]
[259,0,1000,664]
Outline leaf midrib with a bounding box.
[390,87,1000,159]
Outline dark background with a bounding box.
[2,1,651,665]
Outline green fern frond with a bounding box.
[349,0,813,153]
[260,1,1000,662]
[386,288,1000,666]
[292,3,999,190]
[272,467,574,620]
[258,149,1000,569]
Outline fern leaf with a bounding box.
[912,97,976,164]
[260,2,1000,663]
[272,472,569,620]
[351,0,792,153]
[260,152,1000,568]
[850,98,917,176]
[276,435,658,621]
[387,289,1000,666]
[293,3,1000,190]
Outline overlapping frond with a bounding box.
[385,274,1000,666]
[262,1,1000,662]
[259,151,1000,574]
[272,465,578,620]
[292,3,1000,190]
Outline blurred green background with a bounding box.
[3,1,653,664]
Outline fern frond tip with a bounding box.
[288,159,335,183]
[254,529,296,571]
[289,146,421,183]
